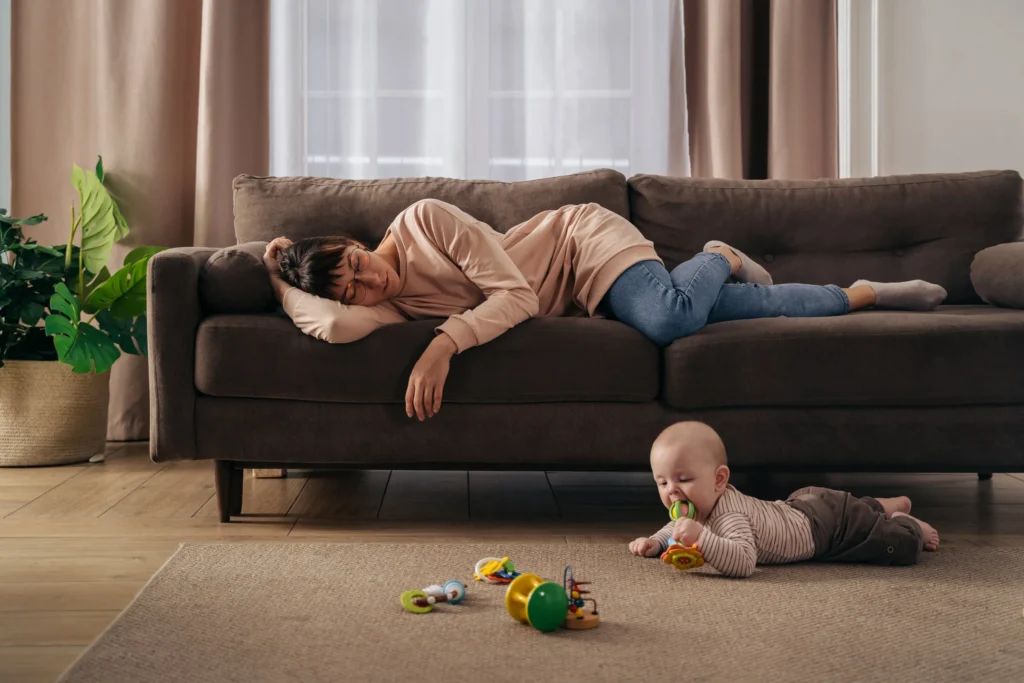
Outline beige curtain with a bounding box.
[12,0,269,440]
[684,0,837,179]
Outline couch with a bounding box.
[147,169,1024,522]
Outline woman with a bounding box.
[263,199,946,422]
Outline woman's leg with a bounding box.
[705,281,851,324]
[602,253,735,346]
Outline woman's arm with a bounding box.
[410,199,540,353]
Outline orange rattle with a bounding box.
[660,500,705,570]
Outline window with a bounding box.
[271,0,687,181]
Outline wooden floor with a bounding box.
[1,443,1022,682]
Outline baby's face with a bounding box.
[650,444,727,519]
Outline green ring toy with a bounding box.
[669,500,696,521]
[400,589,433,614]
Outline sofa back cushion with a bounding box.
[233,169,629,245]
[628,170,1023,304]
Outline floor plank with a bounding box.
[8,446,167,519]
[103,460,215,518]
[281,470,388,519]
[468,471,560,520]
[377,470,468,521]
[0,645,82,683]
[0,518,294,539]
[0,582,145,612]
[0,611,119,646]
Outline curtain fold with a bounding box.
[12,0,268,440]
[684,0,837,179]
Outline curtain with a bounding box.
[12,0,268,440]
[684,0,837,179]
[270,0,690,181]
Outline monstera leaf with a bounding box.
[44,282,120,373]
[85,247,164,319]
[72,162,130,273]
[96,310,147,356]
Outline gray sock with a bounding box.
[851,279,947,311]
[704,240,773,286]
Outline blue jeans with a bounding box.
[600,253,850,346]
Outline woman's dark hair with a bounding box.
[278,235,363,299]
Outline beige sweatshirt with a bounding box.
[281,198,661,353]
[651,485,815,578]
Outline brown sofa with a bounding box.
[147,169,1024,522]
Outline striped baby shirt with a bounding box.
[651,485,815,578]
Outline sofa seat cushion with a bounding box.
[196,315,659,403]
[662,306,1024,409]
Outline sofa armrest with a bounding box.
[148,247,218,461]
[971,242,1024,309]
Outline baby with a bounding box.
[629,422,940,577]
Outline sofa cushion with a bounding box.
[971,241,1024,309]
[662,306,1024,410]
[233,168,629,245]
[195,315,658,403]
[199,242,276,314]
[628,170,1023,304]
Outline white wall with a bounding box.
[844,0,1024,177]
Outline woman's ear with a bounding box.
[714,465,730,493]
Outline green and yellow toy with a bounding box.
[505,565,599,632]
[662,500,705,570]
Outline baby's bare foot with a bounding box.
[876,496,911,518]
[892,511,939,551]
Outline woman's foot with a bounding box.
[892,511,940,550]
[850,280,947,311]
[876,496,912,518]
[704,240,773,286]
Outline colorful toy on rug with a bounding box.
[474,556,521,583]
[562,565,600,630]
[505,565,600,632]
[661,499,705,570]
[400,579,467,614]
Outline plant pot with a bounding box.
[0,360,110,467]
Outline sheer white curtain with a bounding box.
[270,0,688,181]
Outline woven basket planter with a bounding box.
[0,360,110,467]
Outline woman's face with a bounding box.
[328,245,401,306]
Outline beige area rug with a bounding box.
[59,543,1024,683]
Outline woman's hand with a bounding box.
[406,333,457,420]
[263,237,293,276]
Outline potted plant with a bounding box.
[0,157,165,466]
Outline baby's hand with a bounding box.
[629,537,663,557]
[672,518,704,546]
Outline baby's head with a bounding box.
[650,421,730,519]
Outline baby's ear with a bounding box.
[715,465,731,492]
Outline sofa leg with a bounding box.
[978,472,993,481]
[215,461,244,522]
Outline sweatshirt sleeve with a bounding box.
[282,286,406,344]
[695,512,758,578]
[651,520,675,552]
[411,199,540,353]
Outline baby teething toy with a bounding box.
[669,499,697,520]
[400,579,467,614]
[661,500,705,570]
[505,565,600,632]
[474,556,520,583]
